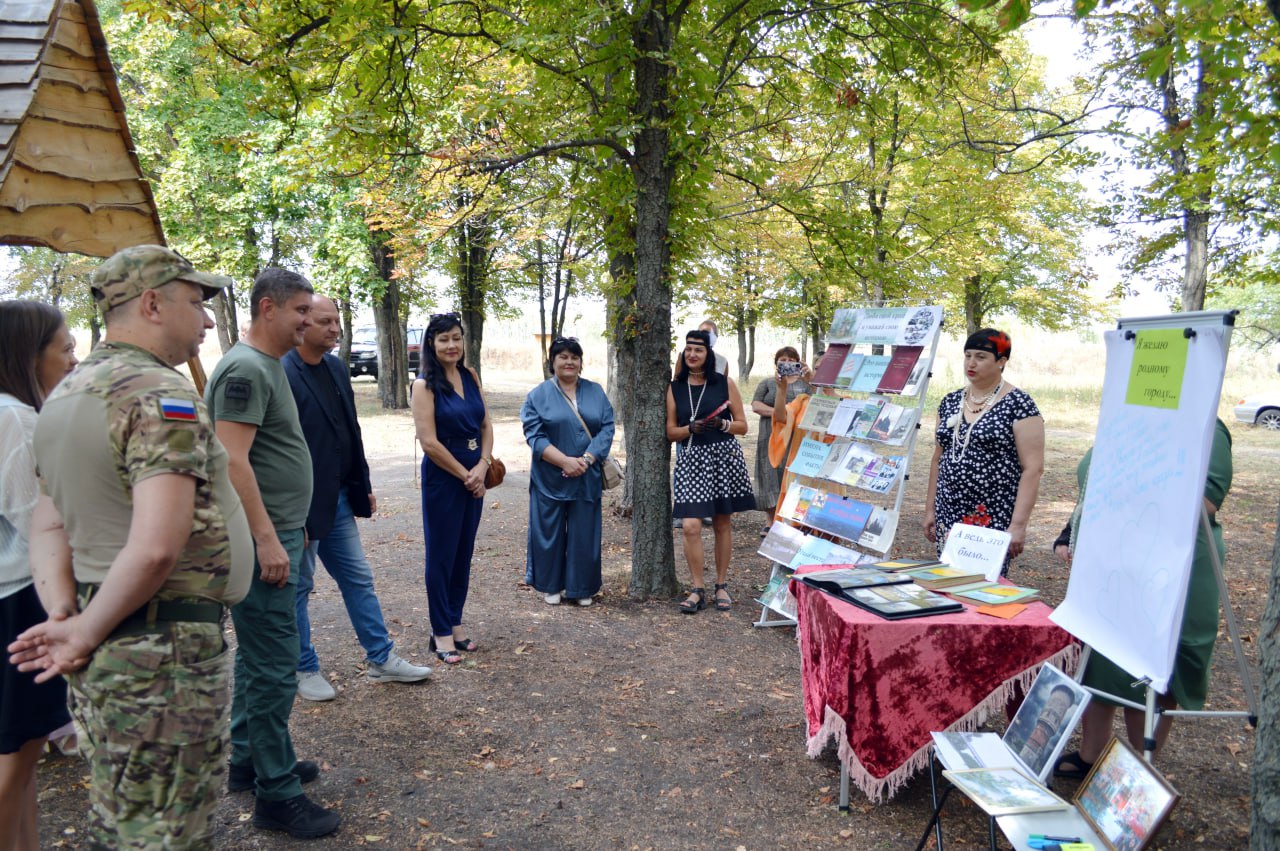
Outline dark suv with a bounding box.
[347,326,425,379]
[407,327,424,376]
[348,327,378,378]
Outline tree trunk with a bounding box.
[337,288,353,366]
[736,315,756,383]
[605,234,635,421]
[212,287,239,353]
[1161,48,1213,312]
[625,5,678,599]
[456,211,492,382]
[370,232,408,409]
[1182,207,1210,311]
[964,273,984,336]
[1251,500,1280,848]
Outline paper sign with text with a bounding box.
[941,524,1012,582]
[1125,328,1188,410]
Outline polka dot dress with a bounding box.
[933,387,1041,558]
[673,439,757,518]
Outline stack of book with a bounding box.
[902,563,988,590]
[944,581,1041,606]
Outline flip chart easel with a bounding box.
[1054,309,1258,760]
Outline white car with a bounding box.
[1234,392,1280,430]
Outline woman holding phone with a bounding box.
[750,346,812,534]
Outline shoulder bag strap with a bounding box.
[555,382,595,441]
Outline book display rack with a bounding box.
[755,306,943,628]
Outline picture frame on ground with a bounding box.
[1076,738,1180,851]
[941,766,1070,816]
[1001,663,1091,781]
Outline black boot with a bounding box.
[253,793,341,839]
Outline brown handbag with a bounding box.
[484,456,506,488]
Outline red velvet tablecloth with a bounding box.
[794,579,1078,802]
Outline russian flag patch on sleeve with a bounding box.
[159,397,199,422]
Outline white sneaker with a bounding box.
[367,651,433,683]
[544,592,562,605]
[296,670,337,701]
[576,597,594,607]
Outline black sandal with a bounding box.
[1053,750,1094,780]
[714,583,732,611]
[429,635,463,664]
[679,588,706,614]
[454,637,478,652]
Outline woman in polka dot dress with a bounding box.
[666,330,755,613]
[923,328,1044,573]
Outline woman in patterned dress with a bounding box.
[923,328,1044,570]
[667,330,755,613]
[750,346,812,534]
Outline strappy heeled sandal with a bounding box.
[713,583,733,611]
[679,588,706,614]
[429,635,463,664]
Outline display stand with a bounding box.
[1056,310,1258,757]
[754,306,943,628]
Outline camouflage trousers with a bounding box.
[67,621,230,850]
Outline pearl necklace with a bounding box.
[950,380,1004,460]
[686,378,707,448]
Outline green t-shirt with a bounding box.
[205,343,312,531]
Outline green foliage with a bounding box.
[0,248,98,329]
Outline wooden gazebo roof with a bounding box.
[0,0,163,257]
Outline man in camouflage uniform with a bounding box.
[7,245,254,849]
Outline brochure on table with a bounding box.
[755,305,942,625]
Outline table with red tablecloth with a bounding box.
[793,578,1079,803]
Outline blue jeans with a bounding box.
[296,490,393,670]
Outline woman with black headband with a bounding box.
[666,330,755,613]
[923,328,1044,571]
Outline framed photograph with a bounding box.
[942,767,1071,816]
[1001,663,1091,782]
[1075,738,1180,851]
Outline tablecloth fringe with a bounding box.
[805,643,1082,803]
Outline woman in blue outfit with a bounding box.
[520,337,616,607]
[412,313,492,665]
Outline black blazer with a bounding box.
[282,349,373,539]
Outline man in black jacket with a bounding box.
[283,296,431,701]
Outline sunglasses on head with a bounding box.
[552,336,579,345]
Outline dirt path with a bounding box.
[33,380,1274,849]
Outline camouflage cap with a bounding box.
[91,245,231,311]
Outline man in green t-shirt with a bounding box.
[206,268,340,840]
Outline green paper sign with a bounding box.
[1125,328,1188,409]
